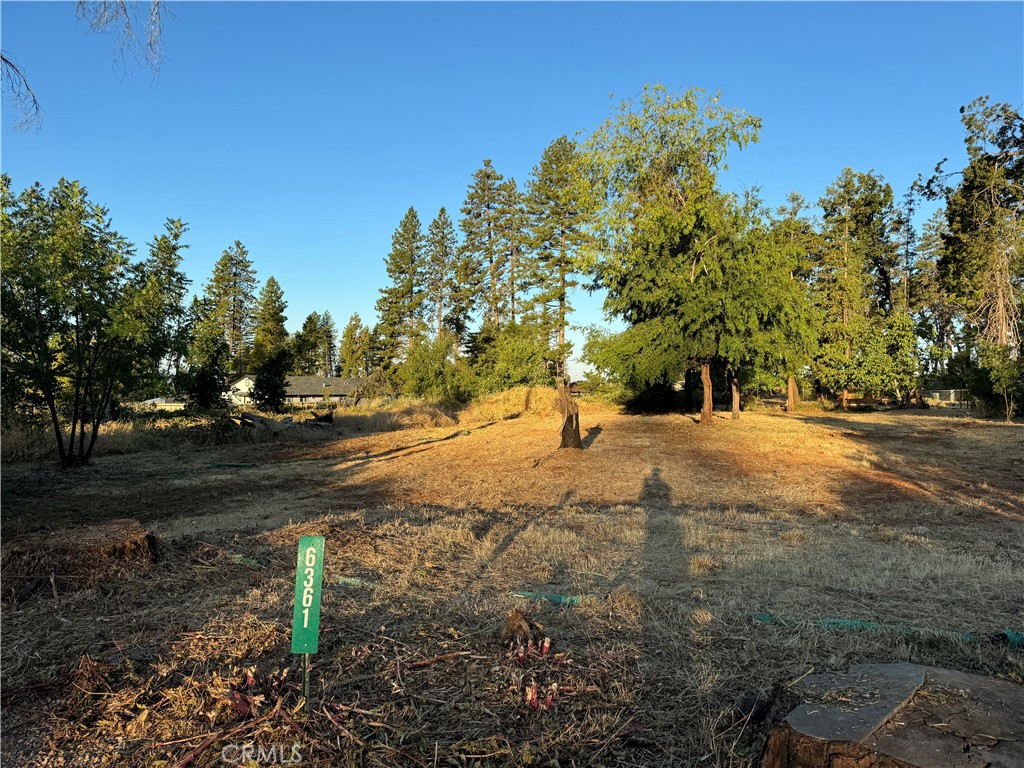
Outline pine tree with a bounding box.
[251,345,292,413]
[494,178,529,327]
[339,313,372,377]
[375,207,426,364]
[460,160,504,328]
[291,311,322,375]
[250,276,288,369]
[814,169,876,408]
[526,136,594,378]
[424,208,458,337]
[205,240,257,371]
[911,210,959,376]
[814,170,924,407]
[925,97,1022,360]
[186,297,230,411]
[772,193,820,409]
[318,311,338,377]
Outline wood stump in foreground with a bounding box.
[761,663,1024,768]
[556,378,583,449]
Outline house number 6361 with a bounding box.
[301,546,317,627]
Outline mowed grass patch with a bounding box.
[1,408,1021,766]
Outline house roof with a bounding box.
[229,375,365,397]
[284,376,364,396]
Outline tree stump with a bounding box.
[761,663,1024,768]
[556,377,583,449]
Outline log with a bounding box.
[556,377,583,449]
[240,411,284,429]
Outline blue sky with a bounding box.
[3,2,1022,377]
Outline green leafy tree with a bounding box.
[205,240,257,372]
[977,342,1022,421]
[584,84,762,424]
[460,160,504,327]
[1,176,188,466]
[375,207,426,363]
[525,135,595,378]
[250,276,288,369]
[470,322,552,393]
[399,330,476,404]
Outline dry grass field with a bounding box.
[2,396,1022,767]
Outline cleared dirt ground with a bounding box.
[2,405,1022,766]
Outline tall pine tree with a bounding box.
[460,160,504,328]
[375,207,426,365]
[250,276,288,369]
[205,240,257,372]
[339,312,372,377]
[526,135,594,378]
[424,208,458,337]
[495,178,529,327]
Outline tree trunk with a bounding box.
[840,387,849,411]
[700,363,713,426]
[731,375,740,419]
[786,375,800,412]
[556,377,583,449]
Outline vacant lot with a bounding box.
[2,405,1022,766]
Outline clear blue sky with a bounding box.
[3,2,1022,377]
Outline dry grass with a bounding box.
[1,405,1022,767]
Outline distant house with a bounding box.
[229,375,364,407]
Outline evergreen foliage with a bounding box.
[185,297,230,411]
[460,160,504,328]
[250,276,288,369]
[525,135,595,377]
[339,313,373,377]
[375,207,427,364]
[424,208,461,337]
[251,345,292,413]
[205,240,257,372]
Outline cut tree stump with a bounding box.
[760,663,1024,768]
[2,518,154,602]
[556,377,583,449]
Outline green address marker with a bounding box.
[292,536,325,713]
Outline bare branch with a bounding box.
[1,51,42,131]
[77,0,165,73]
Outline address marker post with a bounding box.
[292,536,325,714]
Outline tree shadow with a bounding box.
[582,426,603,448]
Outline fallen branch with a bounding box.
[408,651,472,670]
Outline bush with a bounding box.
[399,331,477,405]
